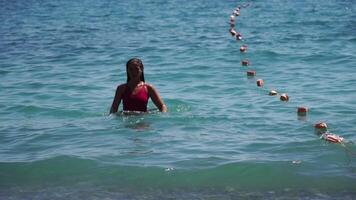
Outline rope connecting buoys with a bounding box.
[228,4,350,148]
[229,4,250,41]
[229,7,242,41]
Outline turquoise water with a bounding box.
[1,0,356,199]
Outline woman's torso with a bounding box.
[122,83,149,112]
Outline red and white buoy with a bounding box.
[233,8,240,16]
[269,90,278,96]
[240,45,247,52]
[314,122,328,130]
[297,106,308,116]
[230,15,235,23]
[321,132,344,143]
[235,32,242,40]
[241,59,249,66]
[280,93,289,101]
[256,79,264,87]
[247,70,256,76]
[229,28,237,36]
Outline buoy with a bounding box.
[314,122,328,130]
[230,15,235,21]
[228,7,242,40]
[256,79,264,87]
[247,70,256,76]
[297,106,308,116]
[229,28,237,36]
[321,133,343,143]
[241,59,249,66]
[240,45,247,52]
[280,93,289,101]
[235,33,242,40]
[269,90,278,96]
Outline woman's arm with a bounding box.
[147,84,167,112]
[110,84,125,114]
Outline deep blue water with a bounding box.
[1,0,356,199]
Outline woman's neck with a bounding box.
[127,79,143,89]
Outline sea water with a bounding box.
[0,0,355,199]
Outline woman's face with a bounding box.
[127,63,142,80]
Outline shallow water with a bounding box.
[1,0,356,199]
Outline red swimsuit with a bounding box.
[122,84,149,112]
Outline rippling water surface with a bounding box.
[1,0,356,199]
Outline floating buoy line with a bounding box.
[228,3,355,155]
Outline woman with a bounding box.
[110,58,167,113]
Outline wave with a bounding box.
[0,156,355,191]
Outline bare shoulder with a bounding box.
[116,83,127,93]
[145,83,157,92]
[145,83,153,88]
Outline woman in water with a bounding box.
[110,58,167,113]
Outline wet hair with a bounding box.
[126,58,145,83]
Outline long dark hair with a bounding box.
[126,58,145,83]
